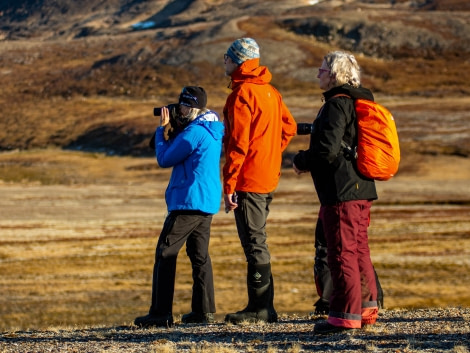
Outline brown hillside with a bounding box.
[0,0,469,157]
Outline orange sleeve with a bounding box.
[280,101,297,151]
[223,94,252,195]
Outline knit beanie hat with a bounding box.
[226,38,260,65]
[178,86,207,109]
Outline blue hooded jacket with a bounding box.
[155,111,224,214]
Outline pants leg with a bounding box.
[225,191,277,322]
[321,201,376,329]
[233,192,273,265]
[314,205,381,317]
[186,215,216,314]
[150,212,209,315]
[356,202,379,324]
[314,208,333,309]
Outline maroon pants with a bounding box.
[319,200,378,328]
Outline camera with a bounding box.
[153,103,180,117]
[297,123,314,135]
[150,103,182,145]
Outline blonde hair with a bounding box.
[184,107,200,122]
[324,51,361,88]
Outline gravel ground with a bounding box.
[1,308,469,352]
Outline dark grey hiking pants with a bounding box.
[150,211,216,315]
[233,191,273,265]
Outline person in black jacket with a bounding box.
[293,51,380,335]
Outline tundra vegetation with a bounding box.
[0,0,469,351]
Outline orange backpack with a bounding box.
[340,97,400,181]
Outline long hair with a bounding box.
[324,51,361,88]
[176,107,211,127]
[183,107,201,122]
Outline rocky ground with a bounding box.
[1,308,469,352]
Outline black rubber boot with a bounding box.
[225,263,277,324]
[268,274,278,322]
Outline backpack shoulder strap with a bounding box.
[330,94,357,159]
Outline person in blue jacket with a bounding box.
[134,86,224,328]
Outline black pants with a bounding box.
[149,211,216,315]
[234,192,273,265]
[314,214,333,304]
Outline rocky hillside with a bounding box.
[0,0,469,155]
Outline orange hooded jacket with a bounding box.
[223,58,297,194]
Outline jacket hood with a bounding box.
[324,84,374,101]
[192,113,224,141]
[230,58,272,88]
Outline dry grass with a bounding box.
[0,146,469,331]
[1,94,470,331]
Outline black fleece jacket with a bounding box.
[293,84,378,205]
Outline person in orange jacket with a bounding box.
[222,38,297,324]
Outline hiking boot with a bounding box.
[313,298,329,316]
[181,312,215,324]
[225,308,277,324]
[134,313,173,328]
[313,321,355,335]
